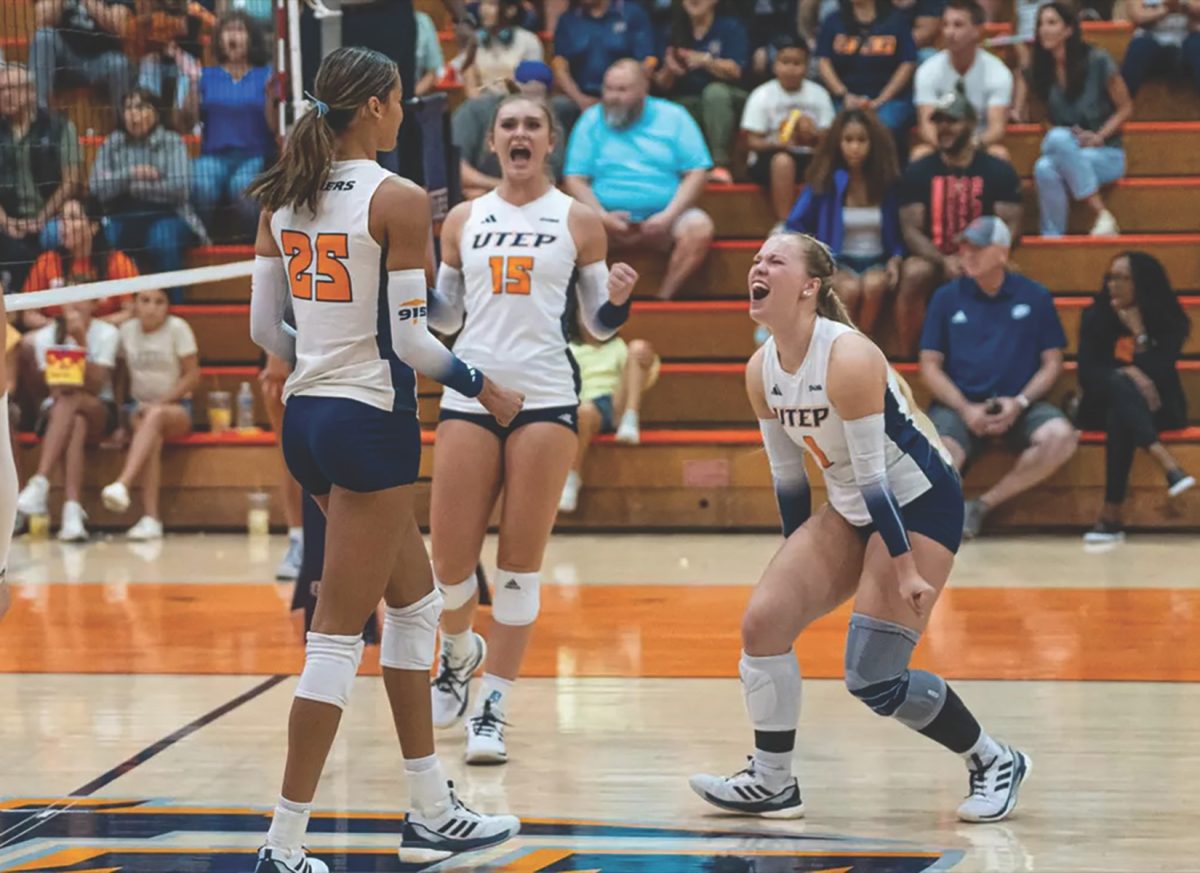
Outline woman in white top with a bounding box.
[785,108,904,337]
[464,0,545,97]
[100,289,200,541]
[429,93,637,765]
[689,231,1030,825]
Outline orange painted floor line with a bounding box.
[1,583,1196,681]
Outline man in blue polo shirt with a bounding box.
[552,0,654,132]
[918,216,1079,539]
[565,59,715,300]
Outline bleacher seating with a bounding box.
[8,2,1199,532]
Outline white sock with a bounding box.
[405,753,449,816]
[564,470,581,491]
[441,629,475,665]
[265,795,311,854]
[752,749,792,789]
[476,673,513,716]
[288,526,303,542]
[619,409,639,429]
[963,731,1004,765]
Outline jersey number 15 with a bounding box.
[489,256,533,295]
[281,230,352,302]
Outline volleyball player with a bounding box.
[426,94,638,764]
[246,46,523,872]
[0,290,17,624]
[688,232,1030,823]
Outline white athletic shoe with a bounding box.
[957,745,1032,823]
[398,781,520,862]
[127,515,163,541]
[254,845,328,873]
[614,410,641,445]
[558,471,581,513]
[16,474,49,517]
[431,633,487,729]
[465,696,508,765]
[688,759,805,818]
[276,534,303,581]
[101,481,131,513]
[57,500,89,543]
[1089,209,1120,237]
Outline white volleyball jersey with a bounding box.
[270,160,417,414]
[761,318,952,526]
[441,187,580,413]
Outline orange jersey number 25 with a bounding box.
[281,230,353,302]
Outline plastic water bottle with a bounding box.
[236,382,255,432]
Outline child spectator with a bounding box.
[19,196,136,332]
[653,0,750,183]
[101,288,199,540]
[30,0,134,118]
[816,0,917,134]
[740,34,836,229]
[1077,252,1194,543]
[190,11,276,240]
[464,0,545,97]
[90,88,201,300]
[785,107,903,337]
[1017,2,1132,237]
[16,299,120,542]
[559,317,660,513]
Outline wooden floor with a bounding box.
[1,532,1198,872]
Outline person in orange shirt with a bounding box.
[18,197,136,332]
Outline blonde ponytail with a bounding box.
[774,230,859,330]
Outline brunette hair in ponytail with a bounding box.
[246,46,399,215]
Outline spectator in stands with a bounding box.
[918,216,1078,540]
[551,0,654,132]
[19,196,136,332]
[16,297,120,542]
[559,312,660,513]
[742,35,835,228]
[413,10,447,96]
[1121,0,1200,96]
[896,87,1022,356]
[653,0,749,183]
[912,0,1011,160]
[565,59,714,300]
[1077,252,1194,543]
[100,288,199,541]
[895,0,945,61]
[30,0,134,117]
[0,63,83,295]
[464,0,545,97]
[137,0,209,131]
[785,108,903,336]
[454,60,565,198]
[90,88,199,301]
[1016,2,1132,237]
[190,11,276,240]
[815,0,917,134]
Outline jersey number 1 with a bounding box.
[803,435,834,469]
[489,256,533,295]
[281,230,352,302]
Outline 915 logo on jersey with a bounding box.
[396,298,427,324]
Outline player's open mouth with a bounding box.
[510,146,532,162]
[750,280,771,301]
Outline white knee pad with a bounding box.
[739,650,802,732]
[295,632,365,710]
[491,570,540,626]
[435,572,479,611]
[380,589,444,671]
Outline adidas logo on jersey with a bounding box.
[771,385,783,396]
[482,214,498,224]
[396,298,427,324]
[951,310,968,324]
[504,580,521,590]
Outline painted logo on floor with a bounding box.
[0,799,960,872]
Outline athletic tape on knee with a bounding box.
[739,650,802,732]
[491,570,540,626]
[295,632,365,710]
[380,589,444,671]
[844,613,946,729]
[436,572,478,611]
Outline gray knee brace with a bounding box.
[844,613,947,731]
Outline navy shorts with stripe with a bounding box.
[282,395,421,496]
[853,466,965,555]
[438,404,579,439]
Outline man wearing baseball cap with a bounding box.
[894,84,1023,357]
[918,215,1079,540]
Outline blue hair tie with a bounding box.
[304,91,330,118]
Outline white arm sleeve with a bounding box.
[250,255,296,364]
[429,263,466,335]
[576,261,627,341]
[386,269,483,397]
[759,417,809,487]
